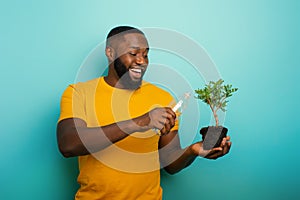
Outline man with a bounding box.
[57,26,231,200]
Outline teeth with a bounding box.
[130,68,141,73]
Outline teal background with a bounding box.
[1,0,299,199]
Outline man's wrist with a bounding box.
[189,143,201,157]
[132,114,151,131]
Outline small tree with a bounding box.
[195,79,238,127]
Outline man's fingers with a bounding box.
[165,114,175,127]
[149,107,176,135]
[206,140,232,159]
[205,149,223,159]
[162,110,176,121]
[223,141,231,154]
[165,107,176,117]
[221,137,229,147]
[160,108,176,134]
[160,119,173,135]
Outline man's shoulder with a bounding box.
[68,77,102,90]
[75,77,101,87]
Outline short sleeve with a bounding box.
[58,84,86,123]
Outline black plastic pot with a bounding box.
[200,126,228,150]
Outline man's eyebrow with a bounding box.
[129,46,150,51]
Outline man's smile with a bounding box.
[129,68,144,80]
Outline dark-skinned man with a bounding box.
[57,26,231,200]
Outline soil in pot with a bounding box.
[200,126,228,150]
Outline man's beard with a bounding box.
[114,57,145,90]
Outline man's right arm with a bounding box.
[57,107,176,158]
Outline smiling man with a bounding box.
[57,26,231,200]
[105,28,149,89]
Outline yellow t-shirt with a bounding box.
[58,77,178,200]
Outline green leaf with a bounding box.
[194,79,238,123]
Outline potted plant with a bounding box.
[195,79,238,150]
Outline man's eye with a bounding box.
[129,52,137,56]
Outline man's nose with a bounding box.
[136,56,147,65]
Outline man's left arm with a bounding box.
[159,130,231,174]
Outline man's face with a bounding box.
[112,33,149,90]
[114,57,145,90]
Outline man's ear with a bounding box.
[105,47,115,62]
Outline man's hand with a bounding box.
[136,107,176,135]
[191,136,232,159]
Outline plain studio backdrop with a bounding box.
[0,0,299,199]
